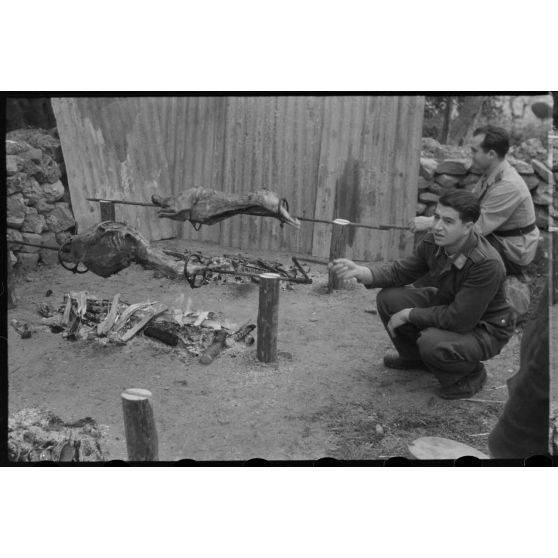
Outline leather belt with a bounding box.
[495,222,537,237]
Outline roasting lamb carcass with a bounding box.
[59,221,184,278]
[152,188,301,228]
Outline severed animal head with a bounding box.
[254,190,301,229]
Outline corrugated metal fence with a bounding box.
[52,96,424,261]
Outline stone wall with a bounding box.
[6,128,76,274]
[416,137,557,231]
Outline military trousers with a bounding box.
[376,286,509,386]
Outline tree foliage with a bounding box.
[423,95,548,145]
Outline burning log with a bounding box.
[231,322,256,342]
[76,291,88,318]
[117,303,167,343]
[112,302,156,334]
[61,296,72,326]
[97,293,121,336]
[64,310,82,340]
[144,326,179,346]
[152,188,300,228]
[199,330,228,364]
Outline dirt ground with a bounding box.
[8,238,525,461]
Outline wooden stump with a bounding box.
[257,273,280,363]
[100,200,116,222]
[7,249,17,308]
[121,388,159,461]
[328,220,349,292]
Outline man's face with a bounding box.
[470,134,495,173]
[432,203,473,248]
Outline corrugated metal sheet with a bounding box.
[158,96,227,245]
[173,95,423,260]
[310,96,424,261]
[51,97,175,240]
[52,96,424,260]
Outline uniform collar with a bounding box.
[435,231,478,269]
[481,158,509,186]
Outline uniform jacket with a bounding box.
[473,159,539,266]
[365,231,515,338]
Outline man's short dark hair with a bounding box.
[438,190,481,224]
[472,125,510,158]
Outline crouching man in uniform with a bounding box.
[329,190,516,399]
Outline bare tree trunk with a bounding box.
[440,97,453,144]
[449,96,487,146]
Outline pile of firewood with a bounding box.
[38,291,166,344]
[8,407,108,462]
[36,291,255,358]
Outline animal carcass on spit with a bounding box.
[59,189,300,279]
[60,221,184,278]
[152,188,301,228]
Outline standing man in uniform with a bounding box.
[329,190,516,400]
[413,125,539,276]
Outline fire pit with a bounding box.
[36,291,256,360]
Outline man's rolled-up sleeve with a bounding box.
[474,181,525,236]
[407,259,503,333]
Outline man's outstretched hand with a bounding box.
[409,215,434,233]
[328,258,373,285]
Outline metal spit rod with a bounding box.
[85,198,409,231]
[8,240,59,251]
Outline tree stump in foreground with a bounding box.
[121,388,159,461]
